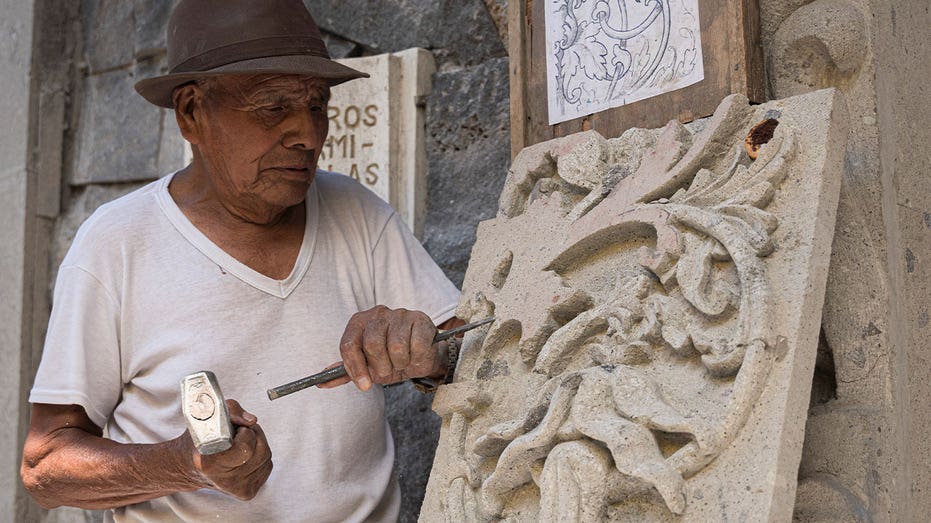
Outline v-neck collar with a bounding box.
[155,172,318,299]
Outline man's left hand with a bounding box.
[319,306,457,391]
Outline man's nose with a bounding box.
[281,107,326,150]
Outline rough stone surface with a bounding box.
[304,0,506,68]
[321,32,362,59]
[82,0,178,72]
[72,61,184,185]
[482,0,509,43]
[766,1,931,520]
[0,0,32,518]
[421,90,848,521]
[423,58,511,287]
[0,169,28,521]
[385,384,443,523]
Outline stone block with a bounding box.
[0,168,27,520]
[797,406,878,499]
[421,89,848,521]
[900,205,931,514]
[385,384,442,523]
[304,0,505,67]
[132,0,177,59]
[72,62,177,185]
[793,475,870,522]
[323,49,435,237]
[82,0,135,72]
[0,1,32,517]
[321,32,361,59]
[83,0,178,71]
[423,58,511,286]
[482,0,508,43]
[0,9,32,167]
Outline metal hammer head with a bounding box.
[180,371,233,455]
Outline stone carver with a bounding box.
[19,1,461,521]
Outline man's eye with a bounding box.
[309,104,324,113]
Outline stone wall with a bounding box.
[1,0,37,520]
[763,0,931,520]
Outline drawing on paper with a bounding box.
[545,0,705,125]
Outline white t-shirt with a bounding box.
[30,170,460,522]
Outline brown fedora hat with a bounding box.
[135,0,369,108]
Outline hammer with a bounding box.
[180,371,234,455]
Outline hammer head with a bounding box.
[180,371,233,455]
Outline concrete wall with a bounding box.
[762,1,931,520]
[0,0,35,520]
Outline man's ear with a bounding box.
[173,83,203,145]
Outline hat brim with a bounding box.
[135,54,370,108]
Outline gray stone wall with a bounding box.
[1,1,36,520]
[762,1,931,520]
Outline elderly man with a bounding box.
[20,1,461,521]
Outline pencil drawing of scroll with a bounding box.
[545,0,705,125]
[420,89,848,522]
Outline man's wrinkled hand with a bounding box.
[323,306,442,391]
[185,399,273,500]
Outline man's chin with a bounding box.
[256,177,311,208]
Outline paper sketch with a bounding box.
[545,0,704,125]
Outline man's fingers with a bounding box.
[410,315,440,377]
[235,460,274,500]
[386,313,413,372]
[361,315,392,382]
[225,399,257,427]
[339,317,373,391]
[240,424,272,475]
[226,426,258,466]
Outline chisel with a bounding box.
[266,316,495,400]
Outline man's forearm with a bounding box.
[22,425,203,510]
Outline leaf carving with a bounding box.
[675,234,736,318]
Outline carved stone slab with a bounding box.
[421,89,848,522]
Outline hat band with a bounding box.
[170,36,331,74]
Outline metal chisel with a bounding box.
[266,316,495,400]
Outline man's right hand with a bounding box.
[21,402,273,510]
[184,399,273,500]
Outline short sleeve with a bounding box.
[371,214,460,325]
[29,265,123,429]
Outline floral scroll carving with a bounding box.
[423,91,847,522]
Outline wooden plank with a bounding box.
[509,0,765,152]
[507,0,529,159]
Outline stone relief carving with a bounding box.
[422,90,847,522]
